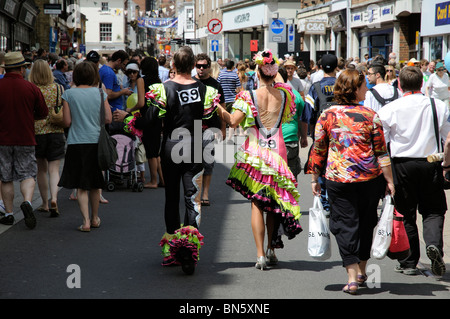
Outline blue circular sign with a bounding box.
[271,19,284,34]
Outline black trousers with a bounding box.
[326,175,385,267]
[392,158,447,268]
[161,138,204,234]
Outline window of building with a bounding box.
[101,2,109,12]
[100,23,112,42]
[186,8,194,30]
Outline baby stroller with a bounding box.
[105,134,144,192]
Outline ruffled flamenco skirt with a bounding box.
[226,145,302,248]
[159,226,204,274]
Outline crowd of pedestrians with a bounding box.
[0,46,449,287]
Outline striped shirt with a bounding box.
[218,70,241,103]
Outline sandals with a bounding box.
[49,202,59,218]
[99,195,109,204]
[91,217,101,228]
[357,274,368,286]
[342,282,359,295]
[78,225,90,232]
[201,199,210,206]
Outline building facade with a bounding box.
[80,0,127,55]
[420,0,450,62]
[0,0,39,51]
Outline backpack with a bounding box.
[313,82,334,112]
[246,73,257,90]
[369,87,399,107]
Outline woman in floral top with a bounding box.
[306,69,395,295]
[29,59,66,217]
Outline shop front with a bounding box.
[421,0,450,62]
[221,2,266,61]
[350,2,396,60]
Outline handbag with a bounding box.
[370,195,394,259]
[97,89,118,171]
[308,196,331,260]
[387,209,411,260]
[48,84,65,127]
[430,98,450,189]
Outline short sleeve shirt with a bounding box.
[99,65,123,111]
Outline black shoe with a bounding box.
[427,245,446,277]
[0,215,14,225]
[176,247,196,275]
[20,201,36,229]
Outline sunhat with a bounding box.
[284,60,297,69]
[0,51,31,68]
[436,62,445,70]
[126,63,140,71]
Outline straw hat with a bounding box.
[0,51,31,68]
[284,60,297,69]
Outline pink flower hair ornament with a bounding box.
[254,49,279,77]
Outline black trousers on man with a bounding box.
[161,138,204,234]
[392,158,446,269]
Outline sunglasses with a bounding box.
[126,70,138,74]
[437,69,445,72]
[387,70,394,72]
[196,64,209,69]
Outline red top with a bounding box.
[0,73,48,145]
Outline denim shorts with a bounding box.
[0,145,37,182]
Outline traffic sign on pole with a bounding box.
[211,40,219,52]
[208,19,223,34]
[269,18,286,43]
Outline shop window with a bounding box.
[430,36,443,61]
[100,23,112,42]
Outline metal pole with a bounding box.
[346,0,351,59]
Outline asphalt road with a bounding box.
[0,138,449,307]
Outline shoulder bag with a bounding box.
[48,84,65,127]
[430,97,450,189]
[97,88,118,171]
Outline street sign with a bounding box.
[44,3,62,14]
[186,38,200,45]
[208,19,223,34]
[211,40,219,52]
[269,18,286,43]
[287,24,295,52]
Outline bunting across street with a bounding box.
[137,17,178,29]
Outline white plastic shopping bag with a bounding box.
[308,196,331,260]
[370,195,394,259]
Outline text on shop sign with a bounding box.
[435,1,450,26]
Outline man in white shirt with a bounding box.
[364,63,401,112]
[378,66,450,277]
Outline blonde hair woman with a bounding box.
[385,65,397,84]
[29,59,66,217]
[210,61,220,79]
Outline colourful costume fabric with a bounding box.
[159,226,204,266]
[226,84,302,248]
[306,104,391,183]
